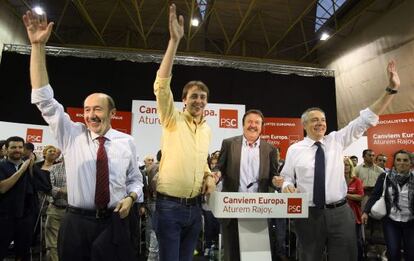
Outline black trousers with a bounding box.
[58,211,112,261]
[294,204,357,261]
[0,214,34,261]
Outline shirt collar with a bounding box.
[304,136,325,147]
[242,136,260,148]
[183,109,206,125]
[90,128,114,141]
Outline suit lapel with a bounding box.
[231,136,243,184]
[258,139,267,181]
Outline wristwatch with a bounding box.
[125,194,136,202]
[385,86,398,94]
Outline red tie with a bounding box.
[95,136,110,209]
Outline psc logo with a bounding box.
[26,128,43,143]
[287,198,302,214]
[219,109,238,128]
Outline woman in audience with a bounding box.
[344,157,364,261]
[33,145,56,214]
[361,149,414,261]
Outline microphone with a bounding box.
[246,180,258,189]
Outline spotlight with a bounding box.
[320,32,330,41]
[33,6,45,15]
[191,18,199,27]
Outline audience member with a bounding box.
[0,136,51,260]
[355,149,384,199]
[355,149,385,257]
[362,150,414,261]
[344,157,364,261]
[350,155,359,167]
[45,159,67,261]
[145,150,161,261]
[0,140,6,161]
[375,153,389,172]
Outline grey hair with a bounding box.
[301,107,325,125]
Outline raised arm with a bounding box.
[368,60,401,115]
[22,10,54,89]
[158,4,184,78]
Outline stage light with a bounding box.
[33,6,45,15]
[320,32,330,41]
[191,18,199,27]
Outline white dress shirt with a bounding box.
[239,136,260,193]
[281,108,378,206]
[32,85,143,209]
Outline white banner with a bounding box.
[208,191,309,218]
[0,121,58,156]
[131,100,245,160]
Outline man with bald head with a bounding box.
[23,11,143,261]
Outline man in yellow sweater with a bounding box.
[153,4,216,261]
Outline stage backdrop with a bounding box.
[0,121,58,156]
[367,112,414,169]
[67,107,132,134]
[131,100,245,159]
[261,117,304,160]
[0,52,338,135]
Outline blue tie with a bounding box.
[313,141,325,208]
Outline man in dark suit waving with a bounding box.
[214,109,281,261]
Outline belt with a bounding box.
[325,198,347,209]
[52,203,67,209]
[156,192,201,206]
[67,206,113,219]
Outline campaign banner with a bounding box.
[131,100,245,159]
[367,112,414,169]
[0,121,58,157]
[261,117,304,159]
[66,107,132,134]
[208,191,309,218]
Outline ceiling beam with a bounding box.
[186,0,196,51]
[264,0,317,58]
[145,0,169,38]
[120,0,147,47]
[71,0,106,45]
[258,12,270,49]
[225,0,257,54]
[212,9,230,46]
[100,0,120,35]
[300,0,377,61]
[55,0,70,33]
[299,20,309,53]
[131,0,147,47]
[206,36,224,54]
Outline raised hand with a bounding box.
[387,60,400,89]
[20,158,33,172]
[169,4,184,42]
[272,175,284,189]
[282,184,297,193]
[23,10,54,45]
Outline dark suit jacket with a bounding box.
[216,135,279,193]
[215,135,279,261]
